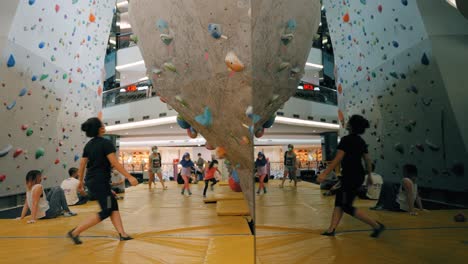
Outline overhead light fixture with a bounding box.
[117,1,128,8]
[314,87,321,91]
[446,0,457,8]
[275,116,339,130]
[115,60,145,71]
[119,88,126,92]
[106,116,177,132]
[137,86,148,91]
[138,76,149,82]
[109,39,116,45]
[116,22,121,27]
[305,62,324,69]
[297,85,304,90]
[322,38,328,44]
[119,22,132,29]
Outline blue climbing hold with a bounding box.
[263,115,276,128]
[6,101,16,110]
[74,154,80,162]
[392,41,399,48]
[32,75,37,81]
[176,115,191,129]
[286,19,297,31]
[157,19,169,32]
[421,53,430,65]
[208,23,222,39]
[195,107,213,126]
[19,88,27,97]
[28,0,35,5]
[360,0,367,4]
[38,42,45,49]
[401,0,408,6]
[7,54,15,67]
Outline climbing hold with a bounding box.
[0,144,13,158]
[163,62,177,73]
[225,52,245,72]
[280,33,294,45]
[157,19,169,32]
[177,115,191,129]
[6,101,16,110]
[394,143,404,154]
[401,0,408,6]
[263,115,276,128]
[26,128,33,136]
[277,62,291,73]
[240,136,250,145]
[89,13,96,23]
[187,127,198,138]
[54,159,60,165]
[55,4,60,12]
[35,148,45,159]
[454,213,466,222]
[343,13,350,23]
[32,76,37,81]
[13,148,23,158]
[205,142,216,150]
[216,147,227,159]
[19,88,27,97]
[195,106,213,126]
[38,42,45,49]
[208,23,222,39]
[7,54,15,67]
[415,144,425,152]
[0,174,5,182]
[421,53,430,65]
[152,68,162,75]
[175,95,189,108]
[290,67,300,78]
[28,0,35,5]
[255,128,265,138]
[40,74,48,81]
[338,84,343,94]
[160,34,173,45]
[74,154,80,162]
[392,41,399,48]
[425,140,440,151]
[286,19,297,31]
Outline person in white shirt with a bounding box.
[359,164,383,200]
[371,164,427,215]
[111,168,126,194]
[61,168,88,206]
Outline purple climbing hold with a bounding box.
[7,54,15,67]
[421,53,429,65]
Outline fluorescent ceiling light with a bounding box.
[138,76,149,82]
[106,116,177,132]
[119,22,132,29]
[116,22,120,26]
[446,0,457,8]
[305,62,324,69]
[115,60,145,71]
[119,88,126,92]
[275,116,339,130]
[137,86,148,91]
[109,39,116,45]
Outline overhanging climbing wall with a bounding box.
[324,0,467,190]
[0,0,114,196]
[129,0,320,217]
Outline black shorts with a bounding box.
[334,188,357,208]
[87,183,119,219]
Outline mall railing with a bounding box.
[102,80,154,108]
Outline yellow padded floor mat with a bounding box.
[204,236,255,264]
[0,182,254,263]
[217,199,250,216]
[255,180,468,264]
[203,192,245,203]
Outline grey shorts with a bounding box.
[151,168,162,174]
[285,166,296,179]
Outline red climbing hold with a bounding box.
[343,12,350,23]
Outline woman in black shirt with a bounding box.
[67,117,138,244]
[318,115,385,238]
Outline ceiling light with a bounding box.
[115,60,145,71]
[119,88,126,92]
[117,1,128,8]
[109,39,116,45]
[297,85,304,90]
[305,62,324,69]
[138,76,149,82]
[137,86,148,91]
[119,22,132,29]
[446,0,457,8]
[106,116,177,132]
[275,116,339,130]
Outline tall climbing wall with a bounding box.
[129,0,320,216]
[0,0,115,196]
[324,0,467,190]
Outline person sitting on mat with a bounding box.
[61,167,88,206]
[317,114,385,238]
[67,117,138,245]
[111,168,126,194]
[358,163,383,200]
[203,160,221,197]
[370,164,426,215]
[18,170,77,223]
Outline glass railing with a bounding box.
[102,80,154,108]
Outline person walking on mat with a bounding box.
[67,117,138,245]
[317,114,385,238]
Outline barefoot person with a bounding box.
[148,146,167,190]
[317,115,385,238]
[67,117,138,245]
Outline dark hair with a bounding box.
[81,117,102,138]
[347,115,370,135]
[403,164,418,178]
[198,153,201,156]
[209,159,218,169]
[26,170,42,187]
[371,163,376,172]
[68,167,78,177]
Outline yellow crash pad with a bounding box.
[217,200,250,216]
[203,192,245,203]
[204,236,254,264]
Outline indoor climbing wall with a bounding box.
[129,0,320,216]
[324,0,467,190]
[0,0,114,196]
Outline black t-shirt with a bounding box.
[82,137,116,185]
[337,134,368,190]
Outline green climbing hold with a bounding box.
[62,73,67,79]
[164,62,177,73]
[35,148,45,159]
[40,74,49,81]
[26,128,33,136]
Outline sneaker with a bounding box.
[64,211,77,217]
[370,222,386,238]
[67,228,82,245]
[321,229,335,236]
[181,190,185,195]
[119,234,133,241]
[370,206,384,211]
[188,191,192,196]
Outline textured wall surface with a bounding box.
[324,0,467,190]
[129,0,320,216]
[0,0,114,196]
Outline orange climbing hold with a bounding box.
[89,13,96,23]
[225,52,245,72]
[338,110,344,123]
[216,147,227,159]
[343,12,350,23]
[97,86,102,97]
[338,84,343,94]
